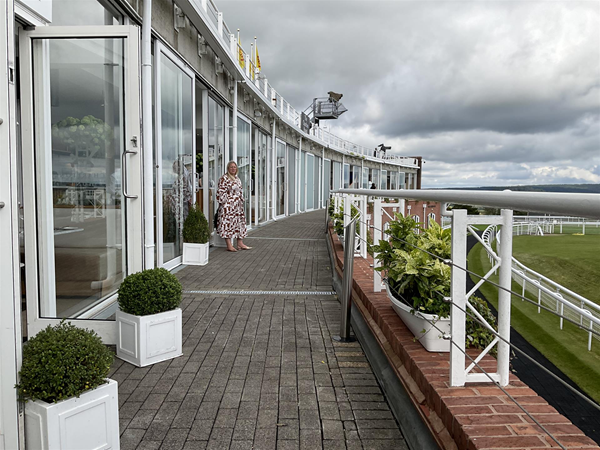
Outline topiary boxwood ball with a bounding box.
[118,268,182,316]
[16,321,113,403]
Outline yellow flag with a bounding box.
[238,36,245,69]
[255,43,261,72]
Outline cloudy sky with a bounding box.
[218,0,599,188]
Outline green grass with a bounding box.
[468,242,600,403]
[512,235,600,306]
[553,224,600,235]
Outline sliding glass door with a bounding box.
[155,42,195,269]
[20,26,142,341]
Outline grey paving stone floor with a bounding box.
[111,210,408,450]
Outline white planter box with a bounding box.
[25,378,119,450]
[116,308,182,367]
[182,242,209,265]
[385,284,451,352]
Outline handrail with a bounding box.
[336,188,600,219]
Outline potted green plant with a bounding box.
[373,214,496,352]
[116,268,183,367]
[16,321,118,449]
[182,203,210,265]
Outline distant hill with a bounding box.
[448,184,600,194]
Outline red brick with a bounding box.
[443,396,506,407]
[438,388,479,397]
[463,425,513,437]
[448,405,493,415]
[544,434,599,447]
[457,414,525,426]
[522,414,572,425]
[468,435,546,449]
[493,404,558,415]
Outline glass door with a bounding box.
[237,116,251,226]
[286,145,296,215]
[306,154,314,210]
[19,26,142,341]
[208,97,225,242]
[155,42,195,270]
[256,130,268,224]
[275,139,286,217]
[300,151,306,212]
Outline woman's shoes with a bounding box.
[238,246,252,250]
[227,247,238,252]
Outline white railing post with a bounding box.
[201,0,207,12]
[450,209,467,387]
[373,198,382,292]
[229,34,235,55]
[497,209,513,386]
[360,195,368,259]
[217,12,223,35]
[344,195,350,231]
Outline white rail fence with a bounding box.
[331,188,600,388]
[482,225,600,350]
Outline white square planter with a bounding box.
[116,308,182,367]
[25,378,119,450]
[385,284,451,352]
[182,242,209,265]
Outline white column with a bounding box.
[271,121,276,219]
[360,195,367,259]
[497,209,513,386]
[450,209,467,387]
[232,81,237,163]
[373,198,382,292]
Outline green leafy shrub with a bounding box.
[16,321,113,403]
[372,213,497,353]
[118,268,182,316]
[183,204,209,244]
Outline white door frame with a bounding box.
[154,40,196,270]
[19,25,142,342]
[1,3,23,448]
[275,138,286,218]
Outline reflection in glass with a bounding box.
[381,170,387,189]
[287,146,296,214]
[343,164,350,189]
[237,118,251,225]
[323,160,331,204]
[276,141,285,216]
[208,98,224,237]
[314,157,321,209]
[372,169,380,190]
[332,161,341,191]
[33,38,125,318]
[160,54,193,264]
[300,151,305,211]
[257,131,268,223]
[306,154,314,210]
[362,167,369,189]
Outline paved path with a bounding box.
[112,211,408,450]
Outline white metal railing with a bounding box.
[197,1,417,168]
[482,224,600,350]
[333,188,600,389]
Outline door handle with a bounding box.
[122,149,138,199]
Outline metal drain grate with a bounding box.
[184,290,336,296]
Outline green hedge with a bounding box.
[182,204,209,244]
[16,321,113,403]
[118,268,182,316]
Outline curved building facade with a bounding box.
[0,0,422,446]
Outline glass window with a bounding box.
[314,156,321,208]
[362,167,369,189]
[398,172,405,189]
[300,151,306,211]
[372,169,380,190]
[343,163,350,189]
[32,37,127,318]
[332,161,342,190]
[237,117,251,225]
[51,0,121,26]
[276,140,285,216]
[323,160,331,205]
[306,154,314,210]
[159,53,193,265]
[381,170,387,189]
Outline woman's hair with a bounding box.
[226,161,238,174]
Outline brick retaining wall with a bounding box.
[329,226,600,450]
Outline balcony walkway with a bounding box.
[112,210,409,450]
